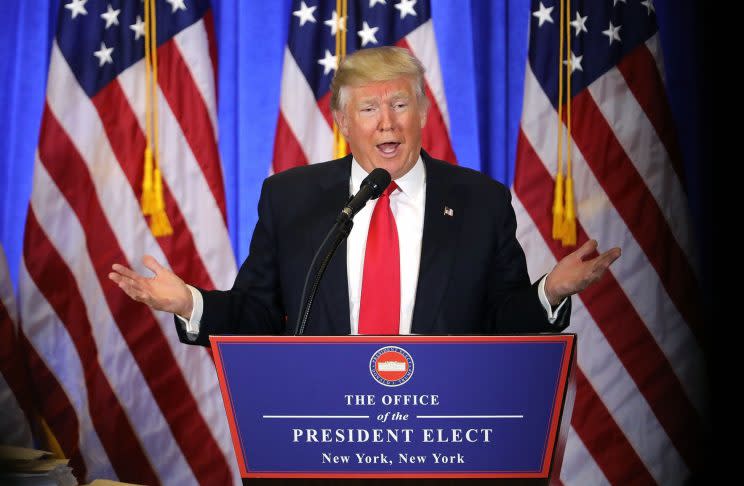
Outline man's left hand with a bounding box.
[544,240,621,306]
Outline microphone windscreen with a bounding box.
[362,168,392,199]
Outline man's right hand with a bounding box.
[108,255,193,318]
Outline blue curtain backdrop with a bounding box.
[0,0,709,298]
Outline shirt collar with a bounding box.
[350,156,425,198]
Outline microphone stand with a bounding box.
[293,167,390,335]
[294,213,354,335]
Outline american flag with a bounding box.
[19,0,239,483]
[273,0,456,172]
[513,1,706,484]
[0,243,34,449]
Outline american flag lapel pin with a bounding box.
[443,206,454,217]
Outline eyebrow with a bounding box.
[388,91,410,99]
[357,91,411,105]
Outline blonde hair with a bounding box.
[330,46,428,112]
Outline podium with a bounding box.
[210,335,576,484]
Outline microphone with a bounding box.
[294,168,391,335]
[340,168,391,220]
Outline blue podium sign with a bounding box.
[210,335,575,479]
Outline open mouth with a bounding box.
[376,142,401,157]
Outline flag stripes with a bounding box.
[514,2,706,482]
[20,3,240,483]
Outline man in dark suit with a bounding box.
[109,47,620,345]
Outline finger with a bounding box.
[584,249,621,283]
[601,247,622,264]
[574,239,598,260]
[142,255,166,276]
[120,275,145,293]
[111,263,145,281]
[593,247,622,269]
[122,278,156,304]
[109,271,145,290]
[115,278,144,302]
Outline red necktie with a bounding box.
[358,183,400,335]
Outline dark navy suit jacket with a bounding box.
[176,151,570,346]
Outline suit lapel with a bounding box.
[411,154,465,333]
[303,153,464,334]
[311,157,352,334]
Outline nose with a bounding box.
[377,105,395,132]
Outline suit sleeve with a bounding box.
[483,184,571,333]
[174,179,286,346]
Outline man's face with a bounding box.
[336,77,427,180]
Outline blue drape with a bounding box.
[0,1,60,288]
[0,0,709,297]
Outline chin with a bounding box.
[376,157,410,175]
[376,163,404,179]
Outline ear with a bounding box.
[419,103,428,129]
[334,110,350,138]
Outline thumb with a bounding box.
[142,255,166,276]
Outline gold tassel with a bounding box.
[334,128,347,159]
[332,0,348,159]
[150,211,173,236]
[39,416,65,459]
[141,147,155,215]
[552,172,565,239]
[561,0,576,247]
[141,0,172,236]
[561,175,576,246]
[551,0,577,247]
[149,167,173,236]
[552,0,566,243]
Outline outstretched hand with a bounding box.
[544,240,621,306]
[108,255,193,317]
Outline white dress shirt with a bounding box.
[347,157,425,334]
[180,157,565,335]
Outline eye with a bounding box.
[394,102,408,110]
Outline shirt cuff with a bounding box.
[538,276,567,324]
[176,285,204,336]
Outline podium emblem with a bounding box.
[369,346,414,387]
